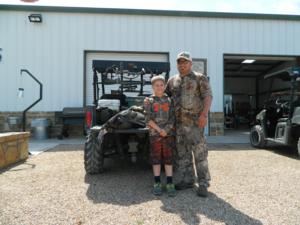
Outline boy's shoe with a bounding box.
[196,185,208,197]
[166,183,176,197]
[153,183,162,196]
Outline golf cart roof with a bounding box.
[264,67,300,81]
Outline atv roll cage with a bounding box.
[92,60,170,105]
[264,67,300,120]
[250,67,300,156]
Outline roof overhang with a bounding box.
[1,4,300,21]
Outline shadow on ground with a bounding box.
[46,144,84,152]
[85,159,262,225]
[0,161,36,174]
[208,143,256,151]
[263,144,299,159]
[209,142,300,160]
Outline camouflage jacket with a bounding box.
[165,71,213,126]
[143,94,175,136]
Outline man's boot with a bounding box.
[196,185,208,197]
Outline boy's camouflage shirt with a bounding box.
[143,94,175,136]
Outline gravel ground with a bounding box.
[0,144,300,225]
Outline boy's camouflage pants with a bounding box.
[173,125,211,187]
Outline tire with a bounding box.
[250,125,267,148]
[137,136,150,163]
[84,132,104,174]
[297,137,300,158]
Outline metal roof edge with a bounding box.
[1,4,300,21]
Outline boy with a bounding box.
[144,75,176,197]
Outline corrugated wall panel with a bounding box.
[1,10,300,112]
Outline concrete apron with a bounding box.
[29,138,85,155]
[28,131,249,156]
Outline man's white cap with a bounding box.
[177,51,192,62]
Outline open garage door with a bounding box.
[84,51,169,106]
[223,54,298,136]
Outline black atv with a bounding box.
[84,60,170,174]
[250,67,300,157]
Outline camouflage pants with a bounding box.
[173,125,211,187]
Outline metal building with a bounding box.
[1,4,300,135]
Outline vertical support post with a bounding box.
[255,77,259,110]
[92,68,99,105]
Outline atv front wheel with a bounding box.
[84,131,104,174]
[250,125,267,148]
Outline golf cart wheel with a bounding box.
[297,138,300,158]
[250,125,267,148]
[84,131,104,174]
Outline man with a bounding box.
[165,51,213,197]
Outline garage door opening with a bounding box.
[223,54,298,136]
[84,51,169,106]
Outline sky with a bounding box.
[0,0,300,15]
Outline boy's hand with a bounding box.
[159,129,167,137]
[148,120,156,129]
[143,97,150,105]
